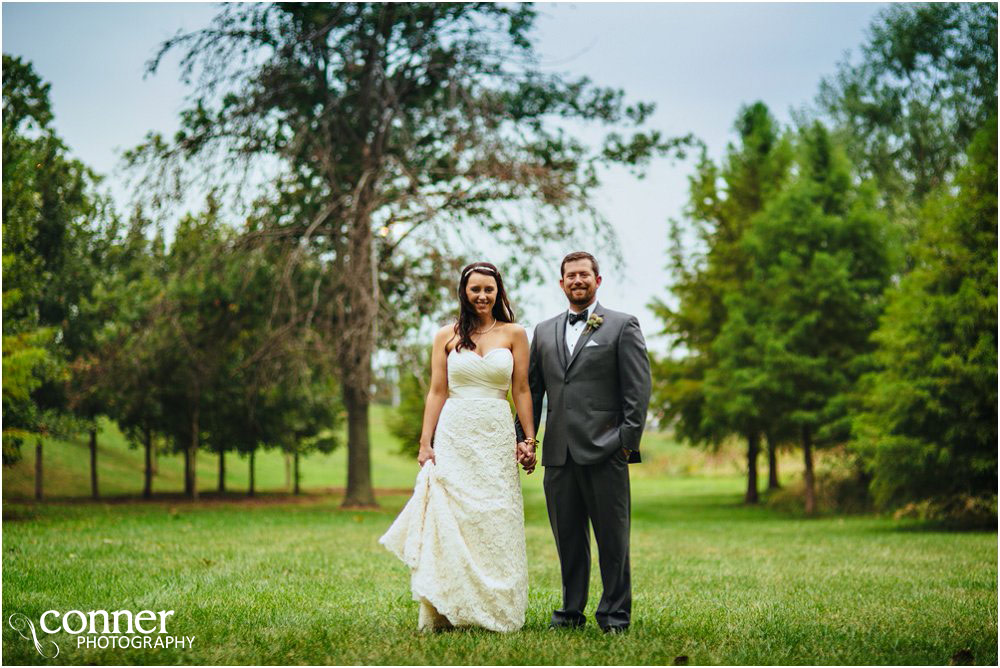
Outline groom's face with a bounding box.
[560,259,601,308]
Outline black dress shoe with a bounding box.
[602,625,629,635]
[548,619,586,630]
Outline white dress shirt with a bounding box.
[565,300,598,356]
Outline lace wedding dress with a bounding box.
[379,347,527,632]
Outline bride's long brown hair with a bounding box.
[452,262,515,352]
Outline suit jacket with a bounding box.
[515,303,652,466]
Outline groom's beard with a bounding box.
[566,287,596,307]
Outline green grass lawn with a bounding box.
[2,408,997,665]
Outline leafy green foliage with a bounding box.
[730,123,898,445]
[1,302,58,464]
[651,102,791,448]
[853,118,997,509]
[819,3,998,212]
[2,54,108,462]
[386,345,431,458]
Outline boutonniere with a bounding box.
[585,314,603,333]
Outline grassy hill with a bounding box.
[2,404,770,501]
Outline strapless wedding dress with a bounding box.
[379,347,527,632]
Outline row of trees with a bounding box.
[652,3,997,517]
[3,58,341,498]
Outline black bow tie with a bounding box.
[568,310,589,326]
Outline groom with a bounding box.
[515,251,652,634]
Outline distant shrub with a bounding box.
[387,347,430,458]
[893,494,998,529]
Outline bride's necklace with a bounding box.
[474,318,498,335]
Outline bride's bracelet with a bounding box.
[523,437,539,449]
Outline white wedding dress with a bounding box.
[379,347,527,632]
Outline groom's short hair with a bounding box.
[561,251,599,277]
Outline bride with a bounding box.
[379,261,537,632]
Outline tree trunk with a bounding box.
[293,451,301,495]
[218,451,226,493]
[89,428,99,499]
[342,383,376,507]
[745,431,760,504]
[766,432,780,490]
[803,425,816,515]
[187,406,199,500]
[151,435,158,476]
[143,426,153,499]
[248,450,256,497]
[285,452,292,492]
[337,183,378,508]
[34,438,43,501]
[183,444,191,496]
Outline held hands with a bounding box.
[516,441,537,475]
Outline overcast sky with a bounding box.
[3,2,887,351]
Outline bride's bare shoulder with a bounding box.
[500,322,528,342]
[434,323,459,349]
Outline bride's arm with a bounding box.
[510,326,537,472]
[418,326,453,466]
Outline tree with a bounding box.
[650,102,791,503]
[126,3,690,506]
[2,55,109,499]
[733,122,898,514]
[386,343,431,458]
[64,201,138,499]
[139,198,248,499]
[200,245,343,497]
[701,292,787,503]
[96,208,171,498]
[818,3,998,215]
[853,118,997,512]
[1,292,58,466]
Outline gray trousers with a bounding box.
[543,449,632,629]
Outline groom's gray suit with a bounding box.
[515,301,652,631]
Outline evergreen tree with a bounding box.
[732,122,898,513]
[853,118,997,512]
[651,102,791,503]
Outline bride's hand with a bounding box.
[517,442,537,475]
[418,445,435,467]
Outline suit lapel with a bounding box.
[565,303,602,374]
[555,312,568,372]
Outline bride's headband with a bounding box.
[463,265,497,278]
